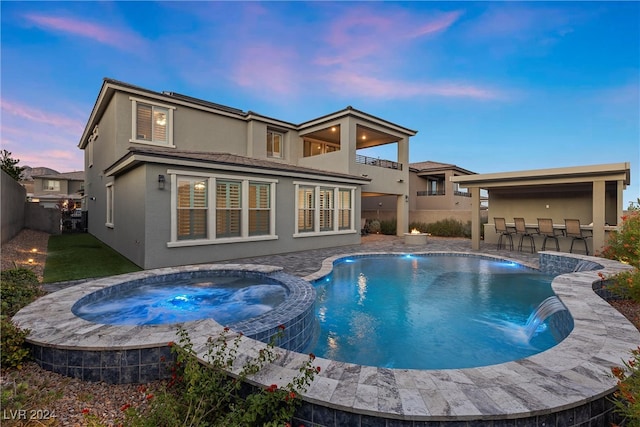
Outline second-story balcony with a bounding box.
[356,154,402,170]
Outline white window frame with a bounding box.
[167,170,277,247]
[129,97,176,147]
[105,182,114,228]
[293,182,356,237]
[44,180,60,192]
[267,130,284,159]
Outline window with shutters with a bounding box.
[267,130,284,159]
[319,188,334,231]
[249,182,270,236]
[130,97,175,147]
[169,172,277,247]
[216,180,241,238]
[338,189,351,230]
[44,180,60,191]
[294,183,355,236]
[297,186,315,233]
[177,178,208,240]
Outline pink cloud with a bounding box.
[465,5,577,42]
[231,44,301,96]
[325,71,502,100]
[24,14,146,52]
[316,8,462,66]
[2,99,85,134]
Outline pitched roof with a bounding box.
[410,161,475,175]
[106,147,371,183]
[33,171,85,180]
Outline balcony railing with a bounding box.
[355,154,402,170]
[454,191,472,197]
[417,190,445,196]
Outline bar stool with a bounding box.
[514,217,535,253]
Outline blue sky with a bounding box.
[1,1,638,206]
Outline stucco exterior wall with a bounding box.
[1,170,26,243]
[137,166,361,269]
[24,204,61,235]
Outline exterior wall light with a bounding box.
[158,174,166,190]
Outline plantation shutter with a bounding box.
[136,104,152,141]
[152,109,168,143]
[298,187,314,232]
[249,182,270,236]
[338,189,351,230]
[216,180,241,237]
[177,179,208,240]
[319,188,334,231]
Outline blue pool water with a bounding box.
[73,276,287,326]
[309,255,568,369]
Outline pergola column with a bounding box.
[592,180,606,252]
[471,187,481,250]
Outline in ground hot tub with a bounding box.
[13,264,315,384]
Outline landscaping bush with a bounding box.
[121,326,319,426]
[1,316,31,370]
[1,268,43,317]
[611,346,640,425]
[601,211,640,269]
[600,211,640,303]
[408,218,471,238]
[0,268,43,370]
[379,218,396,235]
[408,221,429,233]
[368,219,381,234]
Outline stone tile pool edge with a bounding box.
[13,252,640,426]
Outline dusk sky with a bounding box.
[1,1,638,206]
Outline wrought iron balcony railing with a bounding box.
[355,154,402,170]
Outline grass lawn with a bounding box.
[43,233,141,283]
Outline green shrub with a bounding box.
[611,346,640,425]
[123,326,319,426]
[368,219,381,234]
[379,219,397,235]
[1,316,31,370]
[408,218,471,238]
[408,221,429,233]
[600,212,640,303]
[1,268,43,317]
[0,268,42,371]
[601,211,640,269]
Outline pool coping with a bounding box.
[13,252,640,421]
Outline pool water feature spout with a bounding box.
[524,296,567,341]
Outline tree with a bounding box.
[1,150,24,181]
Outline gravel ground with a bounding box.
[1,229,639,426]
[1,230,161,427]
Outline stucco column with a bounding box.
[471,187,481,250]
[616,180,624,224]
[396,194,408,236]
[592,180,606,252]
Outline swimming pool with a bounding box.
[309,254,569,369]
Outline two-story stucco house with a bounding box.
[26,171,85,209]
[78,78,416,269]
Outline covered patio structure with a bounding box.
[451,162,631,253]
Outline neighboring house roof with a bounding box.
[105,147,372,184]
[34,171,85,181]
[21,166,60,180]
[410,160,476,175]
